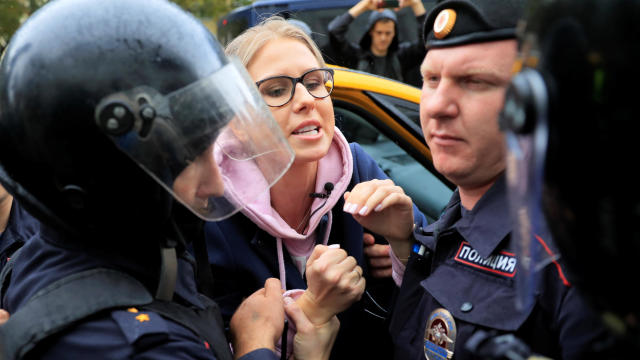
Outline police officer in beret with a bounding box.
[502,0,640,358]
[342,0,614,358]
[0,0,340,358]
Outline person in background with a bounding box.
[0,184,13,325]
[0,164,40,337]
[206,16,428,359]
[0,185,11,234]
[327,0,426,86]
[0,0,335,359]
[341,0,614,358]
[1,183,41,266]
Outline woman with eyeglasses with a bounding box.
[205,16,427,360]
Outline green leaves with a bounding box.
[0,0,250,54]
[0,0,30,54]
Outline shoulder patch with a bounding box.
[111,308,169,344]
[454,242,517,278]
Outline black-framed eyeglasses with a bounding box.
[255,68,334,107]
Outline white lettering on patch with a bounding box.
[454,242,517,277]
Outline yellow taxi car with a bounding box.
[330,66,453,223]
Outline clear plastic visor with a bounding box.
[96,60,294,221]
[503,68,559,311]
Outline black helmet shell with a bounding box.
[0,0,228,239]
[522,0,640,332]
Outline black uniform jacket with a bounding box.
[389,175,612,360]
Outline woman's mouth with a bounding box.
[293,125,320,135]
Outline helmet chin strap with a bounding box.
[155,220,180,301]
[156,247,177,301]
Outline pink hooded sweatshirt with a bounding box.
[221,127,354,358]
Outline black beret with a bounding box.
[424,0,525,49]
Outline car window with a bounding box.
[335,103,453,223]
[367,92,423,139]
[368,93,421,127]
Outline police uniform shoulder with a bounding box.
[111,307,169,345]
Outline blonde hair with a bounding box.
[225,16,325,69]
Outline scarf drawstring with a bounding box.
[277,237,286,291]
[276,211,333,291]
[321,211,333,246]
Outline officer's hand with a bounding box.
[0,309,9,325]
[230,278,285,358]
[284,297,339,360]
[344,179,415,261]
[363,233,392,278]
[297,245,365,325]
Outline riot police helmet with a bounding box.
[0,0,294,243]
[501,0,640,344]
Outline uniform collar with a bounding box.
[453,174,510,258]
[420,174,510,259]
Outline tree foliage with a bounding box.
[0,0,251,54]
[0,0,46,54]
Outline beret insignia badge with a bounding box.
[433,9,457,39]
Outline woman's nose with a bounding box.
[290,82,316,111]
